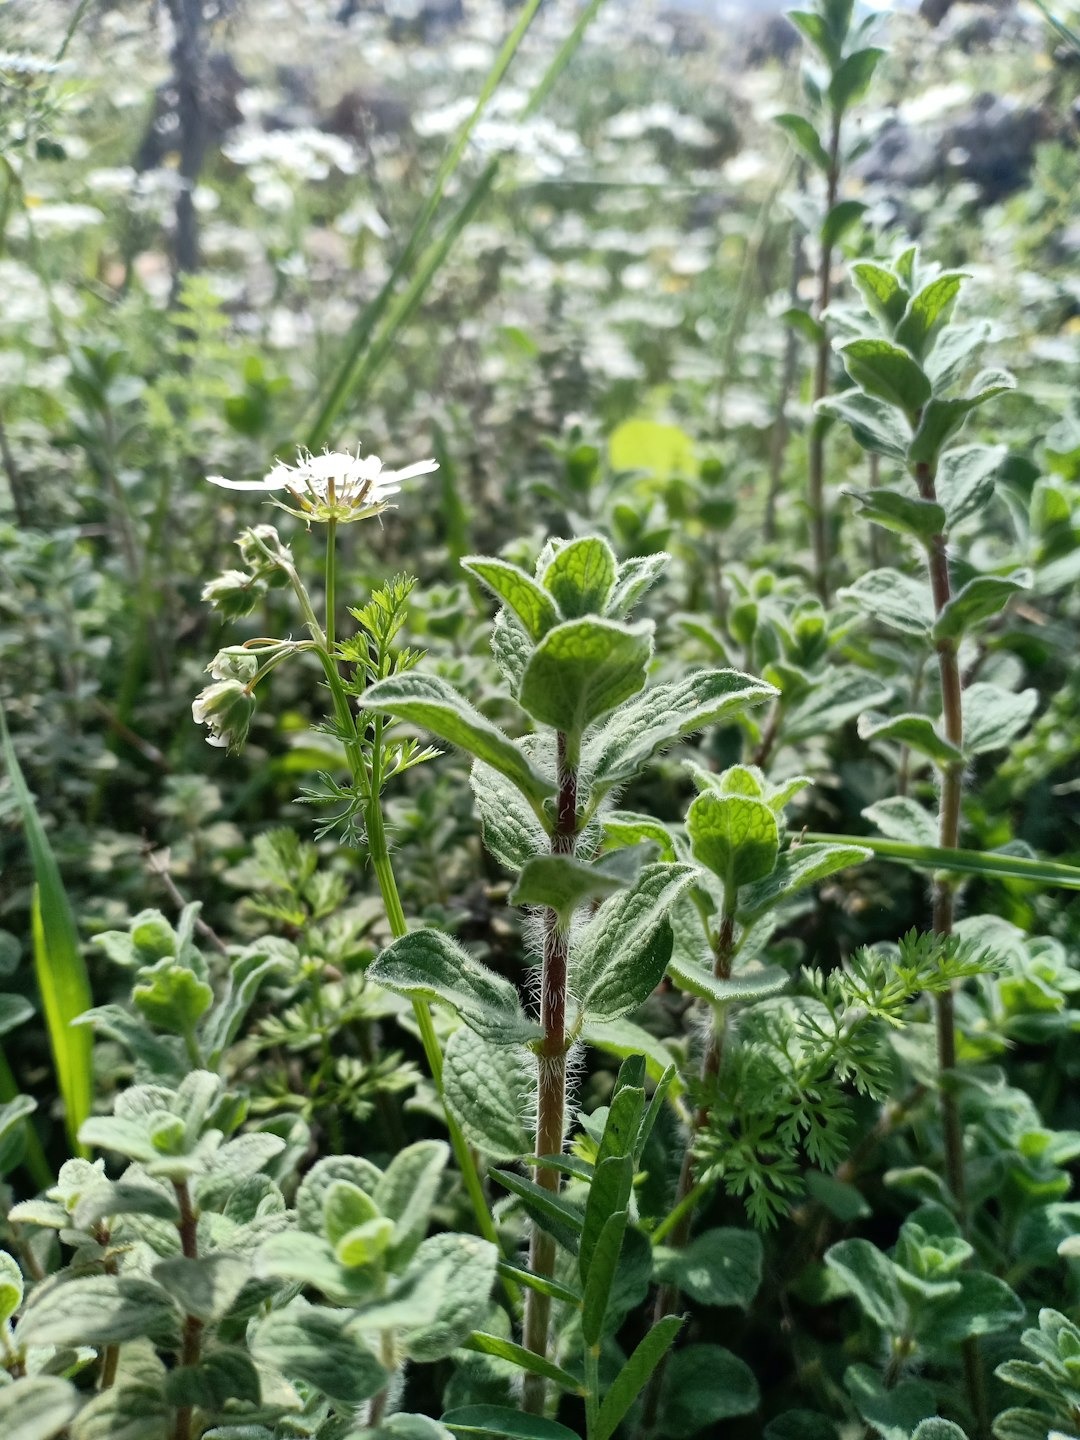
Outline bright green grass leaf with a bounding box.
[1,703,94,1156]
[462,1332,583,1395]
[442,1407,581,1440]
[369,930,537,1045]
[594,1315,684,1440]
[518,618,652,737]
[802,831,1080,890]
[541,536,617,618]
[491,1169,583,1253]
[462,556,559,640]
[361,673,553,810]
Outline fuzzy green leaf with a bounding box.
[862,796,938,847]
[908,369,1017,466]
[510,855,624,921]
[936,444,1004,526]
[250,1300,388,1403]
[845,486,945,543]
[826,1238,905,1331]
[841,568,933,637]
[374,1139,450,1268]
[442,1408,581,1440]
[518,618,652,737]
[821,199,868,251]
[817,387,910,459]
[471,757,550,871]
[542,536,618,618]
[151,1254,248,1324]
[828,47,883,113]
[687,791,778,894]
[462,556,560,640]
[839,337,931,420]
[361,673,553,809]
[654,1228,763,1309]
[850,261,910,328]
[667,957,789,1006]
[962,684,1039,757]
[606,552,670,619]
[858,712,962,767]
[570,863,698,1024]
[781,667,894,742]
[932,571,1029,641]
[0,1377,80,1440]
[659,1344,760,1436]
[585,669,775,794]
[774,113,830,171]
[369,930,538,1044]
[895,272,968,359]
[739,843,870,922]
[444,1027,533,1161]
[404,1233,499,1361]
[17,1276,181,1350]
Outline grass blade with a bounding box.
[0,704,93,1156]
[304,0,607,448]
[802,832,1080,890]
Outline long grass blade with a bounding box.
[304,0,607,448]
[802,832,1080,890]
[0,703,93,1155]
[304,0,545,448]
[0,1048,52,1189]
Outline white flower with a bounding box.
[207,447,438,525]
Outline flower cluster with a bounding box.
[207,447,438,526]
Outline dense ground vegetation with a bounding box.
[1,0,1080,1436]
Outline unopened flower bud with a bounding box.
[237,524,291,582]
[192,679,255,753]
[201,569,261,619]
[208,646,260,683]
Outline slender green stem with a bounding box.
[799,832,1080,890]
[585,1341,601,1439]
[651,1179,709,1247]
[325,519,337,653]
[281,545,502,1256]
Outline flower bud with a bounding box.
[201,569,261,619]
[237,524,291,583]
[208,646,260,683]
[192,680,256,753]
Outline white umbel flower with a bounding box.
[207,447,438,525]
